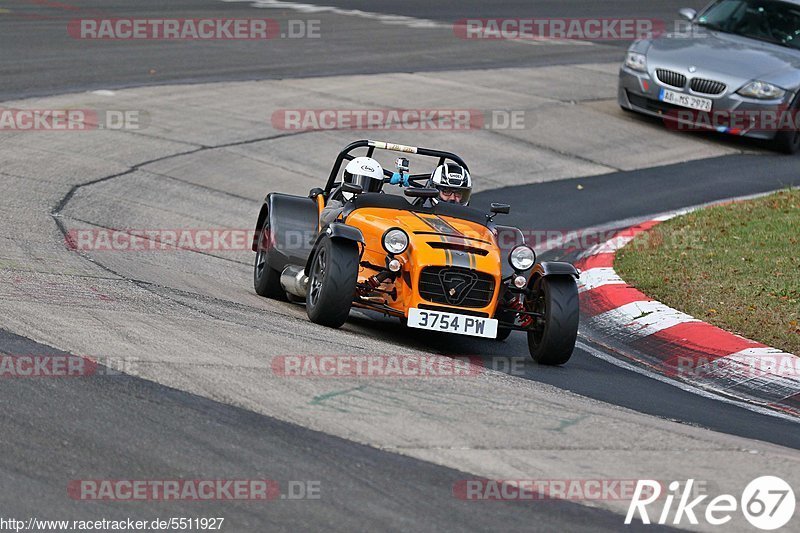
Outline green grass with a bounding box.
[615,189,800,356]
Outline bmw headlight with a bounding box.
[624,52,647,73]
[382,228,409,254]
[509,245,536,271]
[737,81,786,100]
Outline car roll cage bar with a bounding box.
[324,140,470,197]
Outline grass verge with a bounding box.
[615,189,799,355]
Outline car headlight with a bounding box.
[509,245,536,271]
[737,81,786,100]
[624,52,647,73]
[382,228,409,254]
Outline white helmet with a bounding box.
[429,163,472,205]
[343,157,384,193]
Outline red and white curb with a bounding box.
[574,216,800,418]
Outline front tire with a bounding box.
[494,327,512,341]
[773,127,800,154]
[527,276,579,365]
[254,222,286,300]
[306,238,359,328]
[773,97,800,154]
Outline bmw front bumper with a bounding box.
[618,65,795,141]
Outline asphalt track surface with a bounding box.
[0,0,707,100]
[2,330,678,532]
[1,1,799,531]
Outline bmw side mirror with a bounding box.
[490,203,510,215]
[678,8,697,21]
[342,182,363,195]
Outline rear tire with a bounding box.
[254,222,286,300]
[286,293,305,304]
[527,276,579,365]
[306,238,359,328]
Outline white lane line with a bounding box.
[222,0,447,28]
[591,300,699,339]
[576,341,800,423]
[577,267,625,293]
[221,0,594,45]
[651,212,681,222]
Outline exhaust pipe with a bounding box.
[280,265,309,298]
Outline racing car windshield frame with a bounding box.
[340,192,492,228]
[324,140,470,197]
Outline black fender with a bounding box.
[529,261,580,283]
[304,222,364,274]
[253,193,319,272]
[252,197,270,252]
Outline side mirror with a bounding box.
[404,188,440,199]
[308,187,324,198]
[678,8,697,21]
[341,182,363,195]
[490,203,510,215]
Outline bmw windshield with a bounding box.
[697,0,800,50]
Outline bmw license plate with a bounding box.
[659,88,712,112]
[407,308,498,339]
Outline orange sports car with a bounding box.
[252,140,580,364]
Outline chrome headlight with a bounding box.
[509,245,536,271]
[737,81,786,100]
[382,228,409,254]
[624,52,647,73]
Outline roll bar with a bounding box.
[324,140,470,196]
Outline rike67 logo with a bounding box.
[626,477,795,530]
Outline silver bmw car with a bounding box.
[619,0,800,153]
